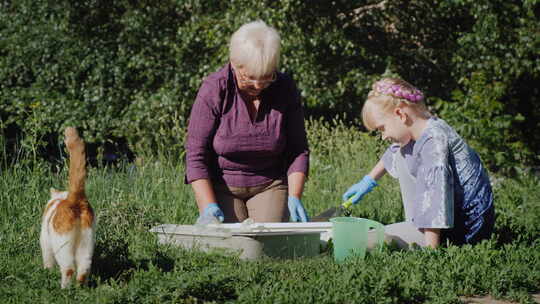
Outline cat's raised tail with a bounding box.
[65,127,87,204]
[52,127,93,234]
[41,127,95,288]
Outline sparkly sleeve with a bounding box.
[413,135,454,228]
[381,144,400,178]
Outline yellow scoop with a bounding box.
[311,197,354,222]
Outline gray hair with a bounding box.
[229,20,280,77]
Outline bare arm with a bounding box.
[287,172,306,198]
[191,179,217,212]
[422,228,441,248]
[368,159,387,181]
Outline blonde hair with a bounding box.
[229,20,280,78]
[362,78,430,131]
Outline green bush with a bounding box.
[1,0,539,172]
[439,0,540,172]
[0,0,233,154]
[432,72,530,173]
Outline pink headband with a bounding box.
[373,80,424,103]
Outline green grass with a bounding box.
[0,119,539,303]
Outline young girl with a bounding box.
[343,78,495,248]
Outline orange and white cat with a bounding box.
[40,127,95,288]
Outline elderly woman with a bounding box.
[185,20,310,223]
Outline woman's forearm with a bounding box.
[191,179,217,212]
[287,172,306,198]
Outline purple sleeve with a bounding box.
[185,79,221,184]
[285,81,309,177]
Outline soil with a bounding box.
[460,293,540,304]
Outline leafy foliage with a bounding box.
[0,0,539,172]
[433,73,529,173]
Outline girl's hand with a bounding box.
[342,175,378,204]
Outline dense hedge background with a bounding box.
[1,0,539,173]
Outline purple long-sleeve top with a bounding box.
[185,63,309,187]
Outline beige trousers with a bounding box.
[214,179,289,223]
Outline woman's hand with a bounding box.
[196,203,225,225]
[287,172,308,222]
[288,196,308,222]
[202,203,224,221]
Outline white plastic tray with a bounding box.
[207,222,332,234]
[149,222,333,260]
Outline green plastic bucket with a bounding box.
[330,217,385,262]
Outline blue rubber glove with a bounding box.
[342,175,378,205]
[199,203,224,222]
[288,196,309,222]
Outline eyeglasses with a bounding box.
[235,68,277,87]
